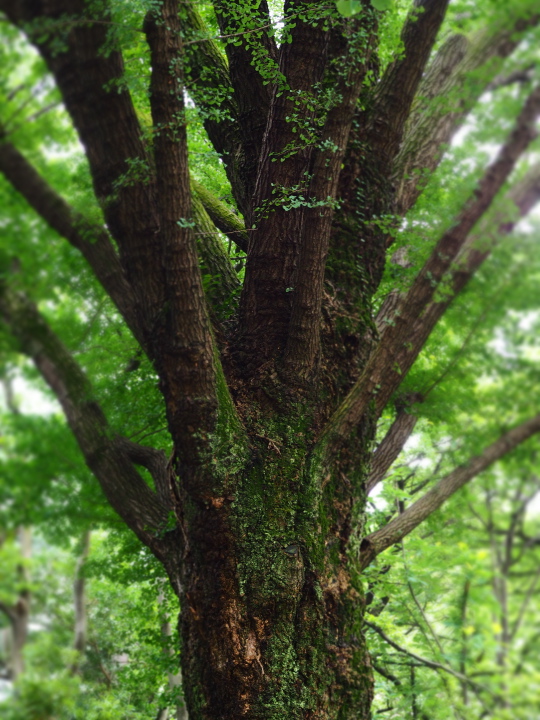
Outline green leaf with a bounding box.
[371,0,392,10]
[336,0,363,17]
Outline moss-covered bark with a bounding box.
[159,392,375,720]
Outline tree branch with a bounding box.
[0,285,170,553]
[239,5,375,368]
[359,414,540,570]
[192,179,248,252]
[367,408,419,494]
[0,134,145,347]
[181,4,249,215]
[320,86,540,449]
[365,0,450,174]
[192,190,241,316]
[394,11,540,215]
[372,158,540,420]
[0,0,167,344]
[70,529,91,674]
[212,0,278,214]
[145,1,218,463]
[283,20,374,380]
[365,619,494,696]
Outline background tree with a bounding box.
[0,1,539,719]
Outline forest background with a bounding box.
[0,0,539,719]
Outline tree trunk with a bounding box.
[158,407,375,720]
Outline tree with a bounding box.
[0,0,539,718]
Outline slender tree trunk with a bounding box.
[0,527,31,680]
[71,530,91,675]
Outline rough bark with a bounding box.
[213,0,277,215]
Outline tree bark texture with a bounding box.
[1,1,540,719]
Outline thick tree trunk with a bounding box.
[164,431,375,720]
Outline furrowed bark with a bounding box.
[0,135,145,346]
[237,1,334,365]
[394,10,540,215]
[320,85,540,449]
[213,0,278,213]
[283,19,374,380]
[364,0,450,176]
[359,414,540,570]
[0,285,170,552]
[0,0,166,341]
[239,5,375,368]
[145,1,218,467]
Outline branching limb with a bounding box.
[365,620,495,699]
[372,158,540,420]
[320,88,540,449]
[0,134,145,347]
[145,1,218,462]
[181,4,248,215]
[394,11,540,215]
[0,0,166,341]
[359,414,540,570]
[213,0,278,213]
[0,285,170,552]
[367,408,419,494]
[192,179,248,252]
[365,0,450,175]
[283,20,374,380]
[239,6,376,367]
[192,190,241,315]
